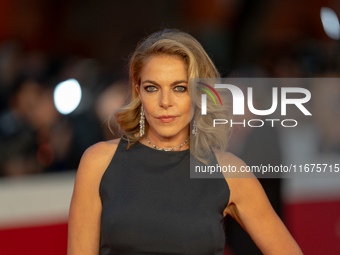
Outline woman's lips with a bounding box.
[157,115,177,123]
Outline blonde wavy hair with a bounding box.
[114,29,232,164]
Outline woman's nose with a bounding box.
[159,90,172,109]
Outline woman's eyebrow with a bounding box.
[141,80,188,86]
[141,80,159,85]
[170,80,188,86]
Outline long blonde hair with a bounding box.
[115,29,232,164]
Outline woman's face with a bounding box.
[136,55,190,139]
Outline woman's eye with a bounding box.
[145,86,158,92]
[174,86,187,92]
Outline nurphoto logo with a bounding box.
[197,81,312,128]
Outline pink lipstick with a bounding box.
[157,115,177,123]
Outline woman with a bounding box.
[68,29,303,255]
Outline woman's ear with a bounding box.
[135,84,141,100]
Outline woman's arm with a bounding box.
[67,140,119,255]
[219,153,303,255]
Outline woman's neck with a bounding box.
[140,127,189,151]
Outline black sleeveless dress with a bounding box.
[99,137,230,255]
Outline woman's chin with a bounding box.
[154,131,178,138]
[149,128,185,139]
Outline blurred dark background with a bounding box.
[1,0,338,175]
[0,0,340,254]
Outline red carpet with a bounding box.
[0,222,68,255]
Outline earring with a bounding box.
[192,120,198,136]
[140,105,145,137]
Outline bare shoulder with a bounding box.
[212,148,258,206]
[84,138,120,161]
[76,138,121,181]
[213,149,246,168]
[213,148,254,178]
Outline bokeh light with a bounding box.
[53,79,82,115]
[321,7,340,40]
